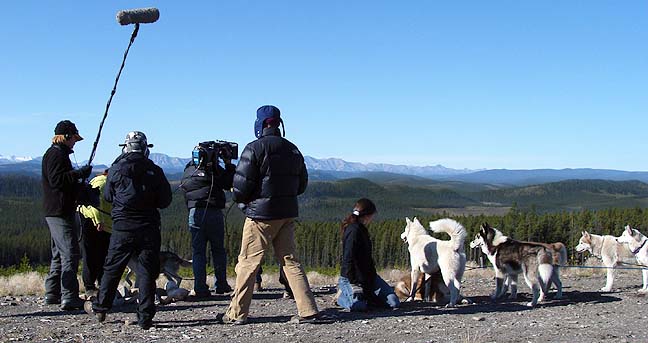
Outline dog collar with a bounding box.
[632,238,648,255]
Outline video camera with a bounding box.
[192,140,238,168]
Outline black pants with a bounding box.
[94,228,160,326]
[80,218,111,291]
[256,265,293,296]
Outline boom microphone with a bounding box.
[116,7,160,25]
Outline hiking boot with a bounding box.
[289,314,335,324]
[216,313,247,325]
[44,296,61,305]
[84,301,106,323]
[85,288,98,301]
[215,285,233,294]
[60,297,85,311]
[192,290,212,299]
[139,321,153,330]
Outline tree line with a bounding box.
[3,174,648,269]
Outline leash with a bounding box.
[87,23,140,167]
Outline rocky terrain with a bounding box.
[1,267,647,343]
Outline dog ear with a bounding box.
[413,217,421,225]
[406,217,411,224]
[583,231,590,239]
[626,226,633,236]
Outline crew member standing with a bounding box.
[42,120,92,310]
[220,105,320,325]
[85,131,171,330]
[78,170,112,299]
[180,142,235,297]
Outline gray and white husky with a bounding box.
[400,217,467,307]
[616,225,648,292]
[575,230,634,292]
[470,231,566,300]
[478,223,553,307]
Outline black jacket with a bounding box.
[232,127,308,220]
[41,144,83,217]
[340,222,378,292]
[104,153,172,231]
[180,162,235,209]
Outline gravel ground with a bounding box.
[1,268,647,343]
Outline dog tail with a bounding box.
[429,218,467,252]
[553,242,567,266]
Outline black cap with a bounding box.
[54,120,83,140]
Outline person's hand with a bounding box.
[78,165,93,179]
[97,223,106,232]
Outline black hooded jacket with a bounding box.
[104,153,172,231]
[41,144,83,217]
[180,162,235,209]
[232,127,307,220]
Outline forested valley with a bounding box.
[3,173,648,269]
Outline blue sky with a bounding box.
[1,1,646,170]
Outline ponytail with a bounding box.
[340,198,377,235]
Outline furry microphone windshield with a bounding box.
[116,7,160,25]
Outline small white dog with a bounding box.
[576,230,634,291]
[616,225,648,292]
[400,217,467,307]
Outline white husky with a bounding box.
[575,230,634,292]
[400,217,467,307]
[616,225,648,292]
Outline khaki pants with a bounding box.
[225,217,318,321]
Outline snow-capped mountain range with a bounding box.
[0,155,34,164]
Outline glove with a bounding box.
[78,165,93,179]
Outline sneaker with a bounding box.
[289,314,335,324]
[254,282,263,292]
[60,298,85,311]
[215,285,233,294]
[84,301,106,323]
[216,313,247,325]
[44,296,61,305]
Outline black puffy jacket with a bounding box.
[180,162,235,209]
[232,127,308,220]
[41,144,83,217]
[104,153,172,231]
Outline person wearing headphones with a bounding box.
[180,142,236,298]
[42,120,92,310]
[219,105,321,325]
[85,131,172,330]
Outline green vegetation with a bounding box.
[3,174,648,273]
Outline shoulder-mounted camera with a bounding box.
[192,140,238,168]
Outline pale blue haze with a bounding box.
[1,1,646,170]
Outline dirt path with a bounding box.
[1,269,647,342]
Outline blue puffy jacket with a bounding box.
[104,153,172,231]
[232,127,307,220]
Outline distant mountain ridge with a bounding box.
[2,153,648,187]
[303,156,476,177]
[0,155,34,165]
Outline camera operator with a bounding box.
[180,141,236,297]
